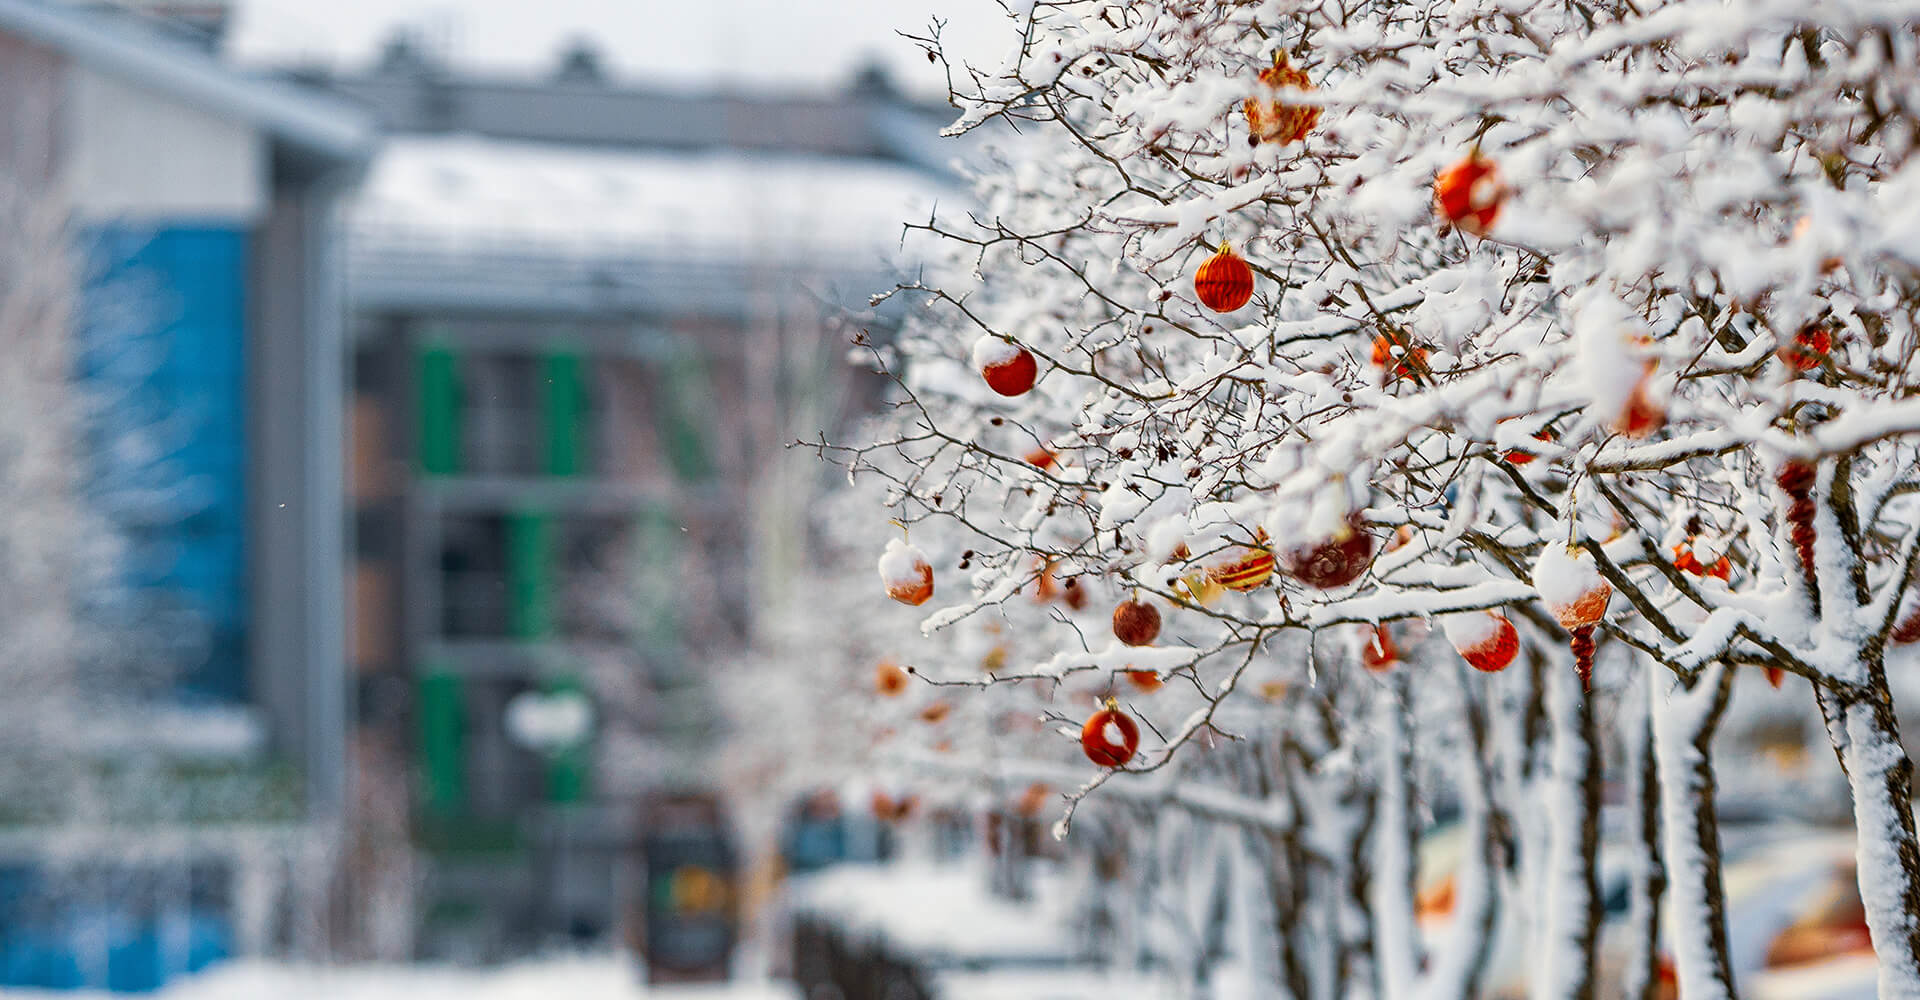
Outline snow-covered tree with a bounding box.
[789,1,1920,996]
[0,185,127,821]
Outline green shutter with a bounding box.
[541,351,587,477]
[419,346,460,475]
[419,669,466,817]
[507,512,553,639]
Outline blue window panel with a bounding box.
[77,226,250,703]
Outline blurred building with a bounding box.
[0,0,372,989]
[317,38,953,960]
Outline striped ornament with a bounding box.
[1194,243,1255,313]
[1208,547,1276,591]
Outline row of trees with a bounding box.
[722,0,1920,996]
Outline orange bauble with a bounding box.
[1126,669,1163,693]
[1371,334,1428,382]
[874,661,910,696]
[1194,243,1255,313]
[879,539,934,606]
[972,335,1039,396]
[1243,51,1320,146]
[1025,447,1060,470]
[1081,701,1140,768]
[1112,598,1162,647]
[1435,150,1505,237]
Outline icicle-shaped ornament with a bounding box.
[1533,544,1611,689]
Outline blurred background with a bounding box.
[0,0,1000,994]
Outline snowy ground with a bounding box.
[0,958,797,1000]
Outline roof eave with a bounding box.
[0,0,377,166]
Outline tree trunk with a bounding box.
[1827,666,1920,997]
[1533,652,1601,1000]
[1619,665,1667,1000]
[1419,665,1501,1000]
[1369,674,1420,999]
[1651,661,1735,1000]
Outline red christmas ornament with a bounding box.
[1777,460,1818,590]
[1672,537,1731,581]
[1614,364,1666,438]
[972,335,1039,396]
[1243,51,1320,146]
[1285,516,1375,589]
[1081,700,1141,768]
[1444,611,1520,673]
[1194,242,1255,313]
[1435,150,1506,237]
[1126,669,1164,693]
[1779,325,1832,372]
[1361,624,1398,672]
[1112,597,1162,647]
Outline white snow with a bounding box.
[970,334,1025,370]
[877,537,931,588]
[351,135,948,265]
[1439,609,1502,650]
[1531,543,1609,624]
[786,859,1077,966]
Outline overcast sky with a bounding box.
[226,0,1012,96]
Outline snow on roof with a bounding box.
[350,135,952,268]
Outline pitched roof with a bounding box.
[0,0,375,165]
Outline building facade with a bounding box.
[0,0,372,988]
[323,43,954,960]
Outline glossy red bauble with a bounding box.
[1081,703,1141,768]
[1435,150,1505,237]
[972,335,1039,396]
[1194,243,1255,313]
[1780,325,1832,372]
[1445,611,1519,673]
